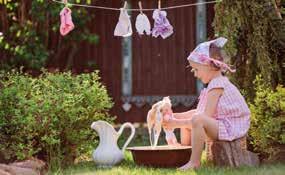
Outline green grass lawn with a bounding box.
[49,151,285,175]
[48,126,285,174]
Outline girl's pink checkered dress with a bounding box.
[197,76,250,141]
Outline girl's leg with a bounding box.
[178,114,218,171]
[181,128,191,146]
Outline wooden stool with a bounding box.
[206,137,259,167]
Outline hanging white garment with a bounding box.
[135,13,151,35]
[114,8,132,37]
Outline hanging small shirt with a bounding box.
[152,9,173,39]
[114,8,132,37]
[60,7,74,36]
[135,13,151,35]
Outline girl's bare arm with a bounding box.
[164,89,223,129]
[173,109,196,119]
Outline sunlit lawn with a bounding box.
[49,151,285,175]
[48,125,285,174]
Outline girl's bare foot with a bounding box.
[178,161,200,171]
[173,142,181,146]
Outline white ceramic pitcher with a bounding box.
[91,120,135,167]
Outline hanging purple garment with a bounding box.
[152,9,173,39]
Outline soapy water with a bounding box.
[149,127,161,149]
[148,111,163,149]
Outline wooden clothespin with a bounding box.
[63,0,68,7]
[123,1,128,9]
[158,0,161,10]
[138,1,143,14]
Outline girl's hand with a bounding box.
[163,114,171,122]
[162,117,177,130]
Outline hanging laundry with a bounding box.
[114,8,132,37]
[135,1,151,36]
[135,13,151,35]
[152,9,173,39]
[59,7,74,36]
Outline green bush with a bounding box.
[0,70,114,167]
[249,75,285,161]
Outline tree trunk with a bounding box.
[208,137,260,167]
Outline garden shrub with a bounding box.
[0,70,114,167]
[249,75,285,162]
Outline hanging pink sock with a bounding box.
[60,7,74,36]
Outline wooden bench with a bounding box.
[206,137,260,167]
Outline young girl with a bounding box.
[162,37,251,170]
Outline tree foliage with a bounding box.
[0,0,98,71]
[214,0,285,100]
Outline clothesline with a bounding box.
[52,0,221,11]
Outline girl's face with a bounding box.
[189,61,213,84]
